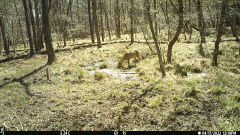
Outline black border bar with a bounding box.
[3,131,197,135]
[1,131,239,135]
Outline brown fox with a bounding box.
[118,50,141,68]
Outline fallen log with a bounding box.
[0,54,29,63]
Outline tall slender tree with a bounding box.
[115,0,121,38]
[228,3,239,55]
[92,0,101,48]
[22,0,34,56]
[195,0,206,56]
[28,0,38,52]
[130,0,134,44]
[103,0,111,40]
[99,0,105,42]
[145,0,166,78]
[153,0,158,38]
[88,0,95,43]
[0,16,9,55]
[14,0,26,49]
[213,0,229,66]
[160,1,171,41]
[34,0,44,50]
[42,0,56,64]
[62,0,72,47]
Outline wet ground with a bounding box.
[89,61,139,81]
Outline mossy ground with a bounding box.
[0,30,239,131]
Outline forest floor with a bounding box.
[0,30,240,131]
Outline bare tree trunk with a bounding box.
[0,35,2,54]
[14,0,26,49]
[7,39,12,54]
[62,0,72,47]
[63,26,67,47]
[61,0,67,47]
[206,6,215,27]
[18,19,26,49]
[28,0,39,52]
[88,0,95,43]
[0,16,9,55]
[166,2,171,41]
[213,0,228,66]
[230,17,239,42]
[16,26,19,53]
[115,0,121,38]
[215,4,220,30]
[48,0,52,12]
[34,0,44,50]
[92,0,102,48]
[188,0,192,41]
[99,0,105,42]
[92,1,96,42]
[228,4,239,44]
[77,0,81,21]
[153,0,158,38]
[42,0,56,64]
[167,0,183,63]
[103,0,111,40]
[145,0,166,78]
[121,3,129,37]
[160,2,171,42]
[130,0,134,44]
[195,0,205,56]
[68,0,74,43]
[11,17,16,54]
[22,0,34,56]
[67,0,72,15]
[141,28,154,53]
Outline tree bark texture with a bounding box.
[42,0,56,64]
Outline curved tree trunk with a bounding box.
[167,0,183,63]
[212,0,228,66]
[42,0,56,64]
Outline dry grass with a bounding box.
[0,30,239,131]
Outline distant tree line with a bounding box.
[0,0,239,76]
